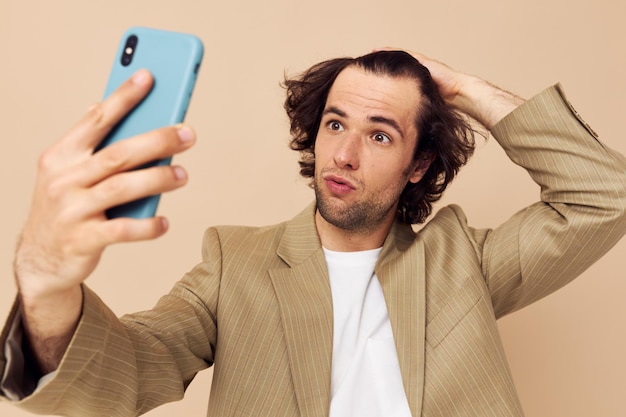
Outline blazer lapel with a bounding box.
[269,203,333,417]
[268,204,426,417]
[376,223,426,417]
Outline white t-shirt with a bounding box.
[324,247,412,417]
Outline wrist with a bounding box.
[19,285,83,333]
[19,286,82,374]
[15,246,84,337]
[19,284,83,312]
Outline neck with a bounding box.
[315,209,394,252]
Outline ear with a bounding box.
[408,152,435,184]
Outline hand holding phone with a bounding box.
[14,55,201,360]
[96,26,204,218]
[13,30,203,372]
[14,27,203,305]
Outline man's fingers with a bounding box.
[83,164,189,216]
[99,216,170,245]
[61,69,154,154]
[79,125,195,187]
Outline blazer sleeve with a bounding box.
[478,84,626,318]
[0,227,224,417]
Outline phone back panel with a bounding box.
[98,27,203,218]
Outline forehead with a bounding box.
[326,66,422,126]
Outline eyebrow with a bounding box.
[323,106,347,118]
[322,106,405,139]
[369,115,405,140]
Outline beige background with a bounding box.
[1,0,624,416]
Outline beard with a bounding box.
[314,172,406,234]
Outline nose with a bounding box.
[333,133,360,170]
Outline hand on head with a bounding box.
[374,47,525,129]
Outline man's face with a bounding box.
[314,65,431,233]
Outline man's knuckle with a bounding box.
[100,176,126,197]
[85,102,116,131]
[98,145,128,171]
[85,102,105,123]
[154,128,175,153]
[108,220,131,241]
[37,144,66,173]
[44,178,67,202]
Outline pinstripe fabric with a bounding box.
[2,84,625,416]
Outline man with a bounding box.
[1,50,625,416]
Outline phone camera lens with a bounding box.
[120,35,138,67]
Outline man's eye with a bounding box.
[372,132,391,143]
[328,121,344,131]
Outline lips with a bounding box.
[323,174,356,195]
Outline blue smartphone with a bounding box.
[96,26,204,219]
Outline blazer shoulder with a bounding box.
[202,221,289,258]
[419,204,491,260]
[420,204,484,239]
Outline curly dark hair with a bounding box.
[283,50,475,224]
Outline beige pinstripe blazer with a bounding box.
[2,85,625,416]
